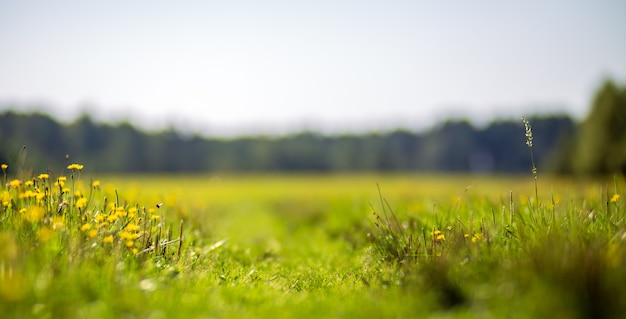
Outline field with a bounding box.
[1,168,625,318]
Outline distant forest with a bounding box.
[0,110,574,174]
[1,79,624,175]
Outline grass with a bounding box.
[1,161,625,318]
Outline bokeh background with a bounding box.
[1,0,625,174]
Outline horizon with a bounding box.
[0,104,576,138]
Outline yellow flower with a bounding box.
[24,180,34,187]
[25,206,45,223]
[431,230,445,242]
[9,179,21,188]
[87,229,98,238]
[80,223,91,232]
[472,233,483,243]
[118,230,134,240]
[52,216,65,230]
[610,194,620,203]
[125,241,135,248]
[92,180,101,188]
[125,223,139,231]
[76,197,88,209]
[38,173,49,180]
[67,163,84,171]
[55,178,65,188]
[103,235,114,244]
[1,164,7,170]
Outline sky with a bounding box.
[1,0,625,136]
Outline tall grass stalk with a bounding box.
[522,116,539,214]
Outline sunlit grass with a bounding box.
[1,160,625,318]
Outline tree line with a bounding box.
[1,79,624,175]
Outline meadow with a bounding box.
[1,165,625,318]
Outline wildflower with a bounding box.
[55,177,65,188]
[1,164,7,170]
[52,216,65,230]
[24,180,34,187]
[18,190,37,199]
[610,194,620,203]
[38,173,49,180]
[471,233,483,243]
[9,179,21,188]
[118,231,134,240]
[67,163,84,171]
[76,197,88,209]
[125,223,139,231]
[80,223,91,232]
[431,230,445,242]
[25,206,45,223]
[103,235,114,244]
[87,229,98,238]
[125,241,135,248]
[92,180,100,188]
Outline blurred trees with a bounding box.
[0,110,575,174]
[571,79,626,175]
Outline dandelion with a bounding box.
[610,194,620,203]
[38,173,49,180]
[80,223,91,232]
[25,206,45,223]
[92,180,101,188]
[125,241,135,248]
[471,233,483,243]
[103,235,114,244]
[67,163,84,171]
[87,229,98,238]
[9,179,21,188]
[24,180,34,187]
[52,216,65,230]
[55,177,66,188]
[76,197,88,209]
[1,164,7,170]
[431,230,445,242]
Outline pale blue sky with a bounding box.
[1,0,625,135]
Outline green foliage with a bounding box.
[2,145,626,317]
[0,110,574,173]
[573,79,626,175]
